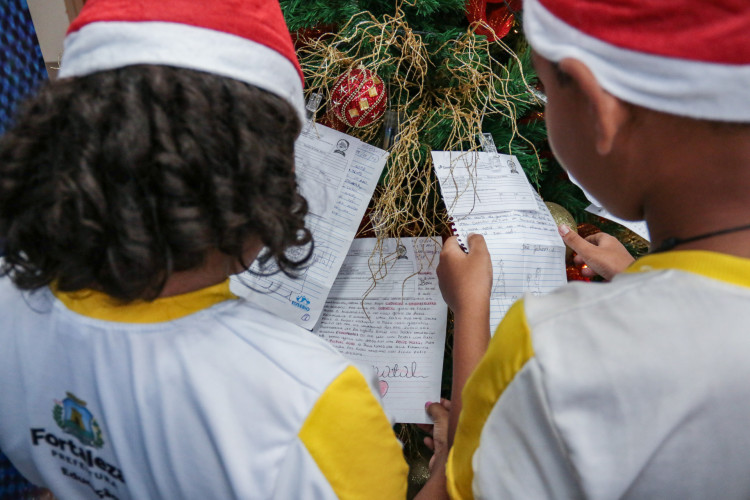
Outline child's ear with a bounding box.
[559,58,630,156]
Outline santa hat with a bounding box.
[58,0,305,123]
[524,0,750,122]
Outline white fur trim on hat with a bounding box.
[59,21,306,124]
[523,0,750,122]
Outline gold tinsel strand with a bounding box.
[298,2,542,275]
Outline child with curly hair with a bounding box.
[0,1,448,498]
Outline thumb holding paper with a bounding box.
[437,234,492,314]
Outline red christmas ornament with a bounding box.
[329,68,387,128]
[577,223,602,239]
[466,0,522,41]
[319,110,349,132]
[293,24,336,49]
[519,110,545,125]
[566,263,591,282]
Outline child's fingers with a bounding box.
[417,399,452,438]
[425,401,450,450]
[426,401,450,423]
[586,232,627,253]
[567,230,635,280]
[559,225,595,258]
[441,236,465,255]
[579,264,598,278]
[415,423,433,434]
[572,253,587,267]
[585,232,609,245]
[465,233,488,254]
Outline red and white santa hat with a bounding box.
[59,0,305,123]
[524,0,750,122]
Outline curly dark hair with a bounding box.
[0,65,312,302]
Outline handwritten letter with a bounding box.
[314,238,447,424]
[433,151,567,332]
[432,151,538,215]
[231,124,388,329]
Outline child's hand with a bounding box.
[413,400,452,499]
[419,399,452,470]
[437,234,492,314]
[558,225,635,280]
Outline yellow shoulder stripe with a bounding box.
[52,279,236,323]
[299,366,408,499]
[447,299,534,500]
[626,249,750,289]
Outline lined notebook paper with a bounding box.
[433,151,567,332]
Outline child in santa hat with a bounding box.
[0,0,449,498]
[439,0,750,498]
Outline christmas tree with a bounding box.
[283,0,647,268]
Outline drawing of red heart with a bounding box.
[379,380,389,397]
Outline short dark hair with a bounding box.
[0,65,312,302]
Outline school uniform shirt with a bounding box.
[0,278,408,500]
[447,250,750,500]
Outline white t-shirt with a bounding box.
[448,250,750,499]
[0,278,408,499]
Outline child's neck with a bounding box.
[158,250,235,298]
[157,240,262,297]
[640,125,750,258]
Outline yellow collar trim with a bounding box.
[53,280,237,323]
[625,250,750,289]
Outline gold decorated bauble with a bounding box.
[545,202,577,261]
[618,228,649,256]
[545,202,576,230]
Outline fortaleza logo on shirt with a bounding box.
[53,392,104,448]
[30,392,126,498]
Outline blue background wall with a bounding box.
[1,0,48,135]
[0,3,49,496]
